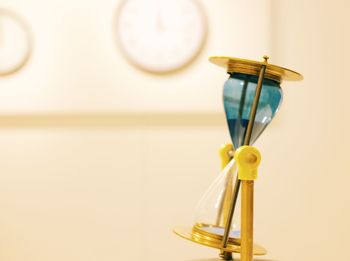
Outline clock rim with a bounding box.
[0,8,33,76]
[113,0,208,74]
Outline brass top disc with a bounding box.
[209,56,303,83]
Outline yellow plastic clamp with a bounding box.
[234,145,261,181]
[219,143,234,170]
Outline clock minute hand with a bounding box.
[155,10,164,33]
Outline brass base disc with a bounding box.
[173,226,266,255]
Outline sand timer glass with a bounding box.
[174,56,302,260]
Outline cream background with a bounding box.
[0,0,349,261]
[0,0,270,113]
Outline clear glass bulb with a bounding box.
[194,158,241,238]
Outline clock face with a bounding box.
[116,0,207,73]
[0,10,32,76]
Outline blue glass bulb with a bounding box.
[223,73,283,149]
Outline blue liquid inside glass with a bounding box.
[223,73,283,149]
[227,119,267,149]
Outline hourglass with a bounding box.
[174,56,303,260]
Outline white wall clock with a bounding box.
[115,0,207,73]
[0,9,32,76]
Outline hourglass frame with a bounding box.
[174,56,303,260]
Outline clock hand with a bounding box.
[156,11,164,33]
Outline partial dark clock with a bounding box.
[0,9,32,76]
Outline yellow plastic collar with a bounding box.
[235,146,261,181]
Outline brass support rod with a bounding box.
[220,178,241,252]
[220,61,267,254]
[243,64,267,145]
[241,180,254,261]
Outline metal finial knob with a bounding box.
[263,55,269,63]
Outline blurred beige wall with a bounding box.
[0,0,270,113]
[265,0,350,260]
[0,0,349,261]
